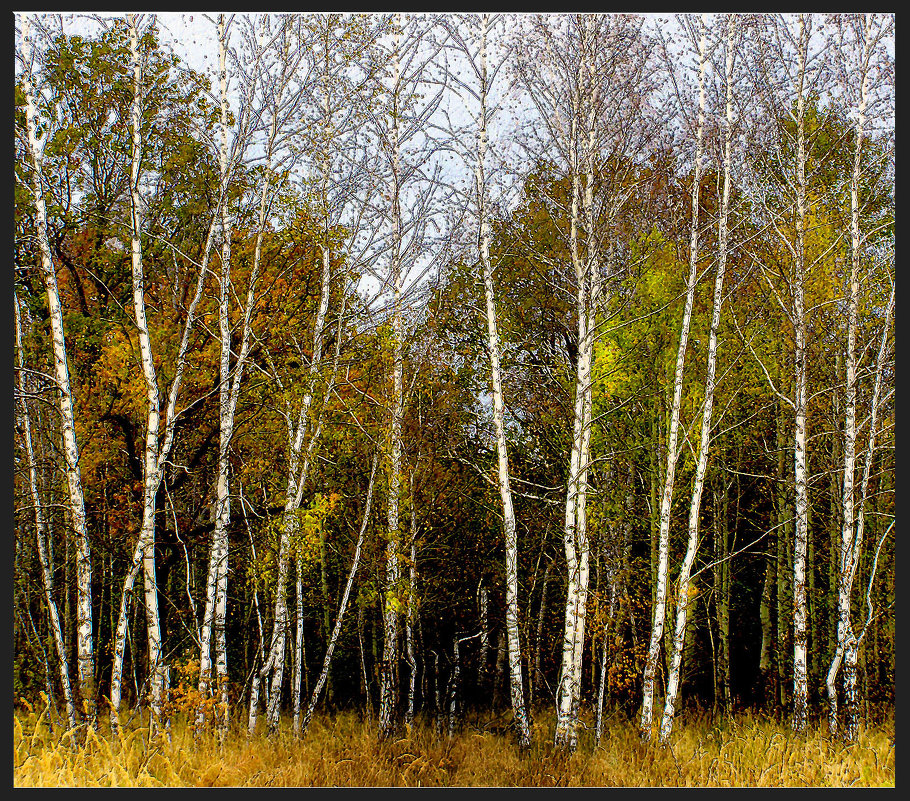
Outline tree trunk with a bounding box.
[379,16,405,742]
[790,16,811,734]
[128,15,167,731]
[474,14,531,748]
[826,13,889,743]
[715,487,732,715]
[301,457,378,736]
[554,19,603,749]
[19,18,95,726]
[15,293,78,732]
[640,14,707,743]
[263,231,333,734]
[775,399,792,713]
[405,468,419,728]
[532,560,551,709]
[658,20,729,740]
[291,556,306,735]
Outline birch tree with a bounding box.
[15,290,78,732]
[640,13,709,743]
[745,14,833,732]
[442,11,532,749]
[252,13,384,735]
[514,12,656,750]
[109,13,225,731]
[825,11,894,742]
[290,13,385,735]
[363,12,450,739]
[196,11,302,737]
[516,14,653,750]
[658,14,740,744]
[16,14,96,726]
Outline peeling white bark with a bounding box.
[791,15,810,733]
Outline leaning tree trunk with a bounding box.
[15,293,78,732]
[640,15,707,743]
[19,18,95,726]
[300,456,378,736]
[262,231,333,733]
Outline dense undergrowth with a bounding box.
[13,699,895,787]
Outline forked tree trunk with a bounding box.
[262,234,333,733]
[640,15,707,743]
[826,13,888,742]
[111,13,213,732]
[198,15,233,735]
[829,283,893,739]
[554,17,602,750]
[658,15,735,744]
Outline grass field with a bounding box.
[13,700,895,787]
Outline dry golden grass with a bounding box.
[13,699,894,787]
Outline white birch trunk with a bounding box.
[291,555,306,735]
[126,15,168,732]
[826,13,882,742]
[264,230,334,732]
[15,293,78,732]
[244,500,268,737]
[474,13,532,750]
[300,456,379,736]
[554,154,587,749]
[379,16,404,741]
[110,13,213,730]
[842,287,893,741]
[198,15,232,735]
[640,16,707,743]
[404,467,418,728]
[791,15,811,733]
[554,24,601,744]
[19,18,95,725]
[658,15,736,745]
